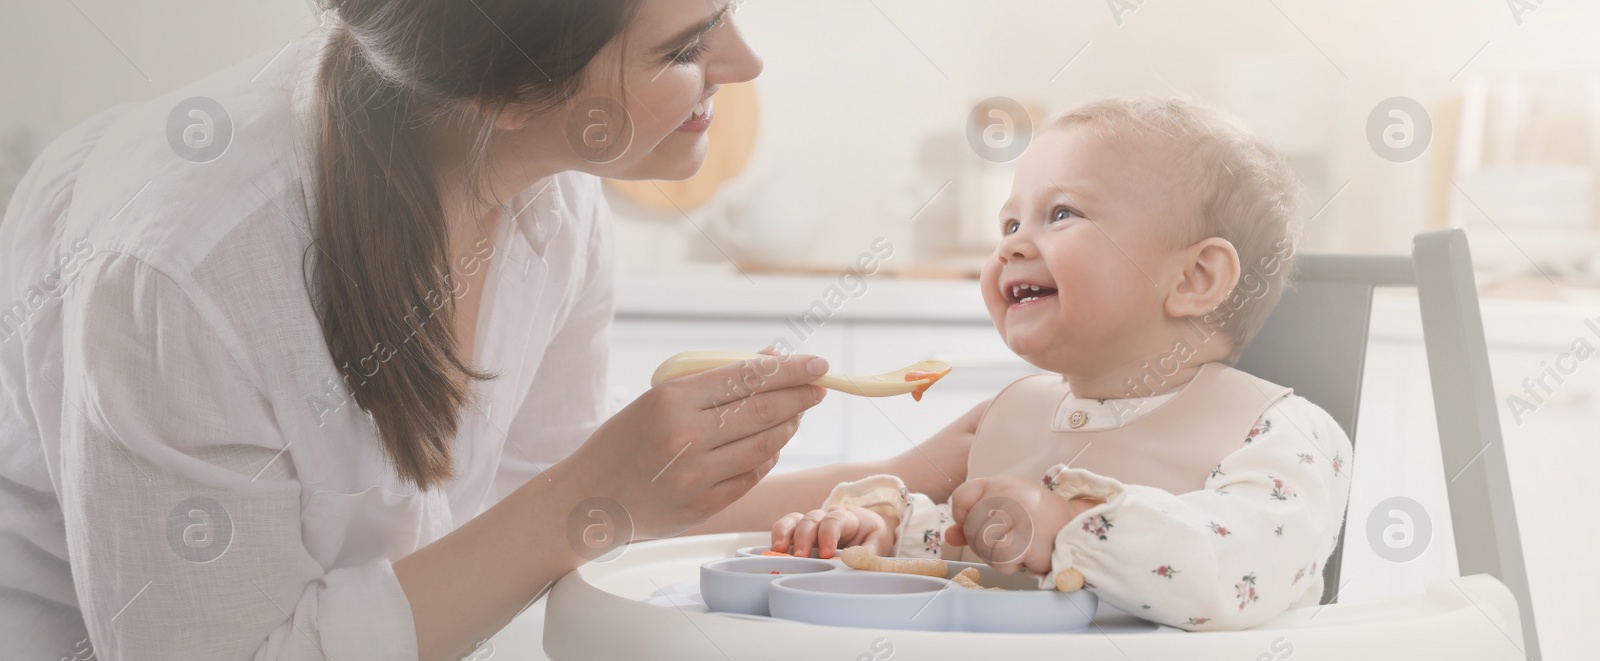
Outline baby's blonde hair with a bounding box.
[1050,97,1304,362]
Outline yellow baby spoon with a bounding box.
[650,350,953,401]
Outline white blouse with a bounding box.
[0,31,613,660]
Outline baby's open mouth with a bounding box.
[1004,281,1058,306]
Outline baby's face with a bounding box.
[979,123,1197,375]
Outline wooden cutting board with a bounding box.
[606,81,760,212]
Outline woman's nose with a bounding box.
[708,18,763,84]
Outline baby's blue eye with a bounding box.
[1003,220,1020,235]
[1051,206,1078,222]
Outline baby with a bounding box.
[771,97,1353,631]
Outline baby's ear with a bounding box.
[1164,237,1240,319]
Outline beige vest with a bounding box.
[953,362,1291,561]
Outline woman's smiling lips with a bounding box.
[677,96,715,133]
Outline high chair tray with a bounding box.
[540,532,1528,661]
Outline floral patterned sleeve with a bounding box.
[823,476,954,559]
[1038,395,1353,631]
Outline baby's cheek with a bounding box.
[981,291,1007,324]
[1067,269,1128,312]
[978,263,1008,322]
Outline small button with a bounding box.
[1068,410,1089,429]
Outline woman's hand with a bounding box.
[882,397,990,503]
[566,353,828,541]
[944,474,1100,577]
[771,505,899,559]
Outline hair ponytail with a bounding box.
[310,0,637,489]
[312,26,491,488]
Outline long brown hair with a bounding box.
[312,0,638,489]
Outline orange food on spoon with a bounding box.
[904,366,953,402]
[654,352,950,399]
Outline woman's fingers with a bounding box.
[598,353,827,540]
[706,451,780,516]
[647,354,822,458]
[709,414,800,477]
[667,353,827,410]
[704,385,822,448]
[672,353,825,447]
[645,407,796,505]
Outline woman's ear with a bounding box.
[469,99,536,131]
[1165,237,1241,319]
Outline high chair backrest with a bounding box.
[1233,228,1540,660]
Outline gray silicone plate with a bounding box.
[762,560,1098,633]
[734,544,823,558]
[699,556,839,617]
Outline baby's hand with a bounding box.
[946,475,1099,577]
[771,505,899,559]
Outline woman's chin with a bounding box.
[609,143,708,181]
[655,156,707,181]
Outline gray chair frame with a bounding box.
[1235,228,1540,660]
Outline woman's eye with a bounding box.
[1003,220,1020,235]
[671,6,732,64]
[670,38,709,64]
[1051,206,1078,222]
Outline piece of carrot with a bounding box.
[761,550,793,557]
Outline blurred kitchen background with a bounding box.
[4,0,1598,658]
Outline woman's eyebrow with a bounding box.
[655,0,733,55]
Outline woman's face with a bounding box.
[560,0,763,181]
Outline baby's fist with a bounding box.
[946,475,1091,577]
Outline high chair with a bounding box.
[1236,227,1540,659]
[527,228,1539,660]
